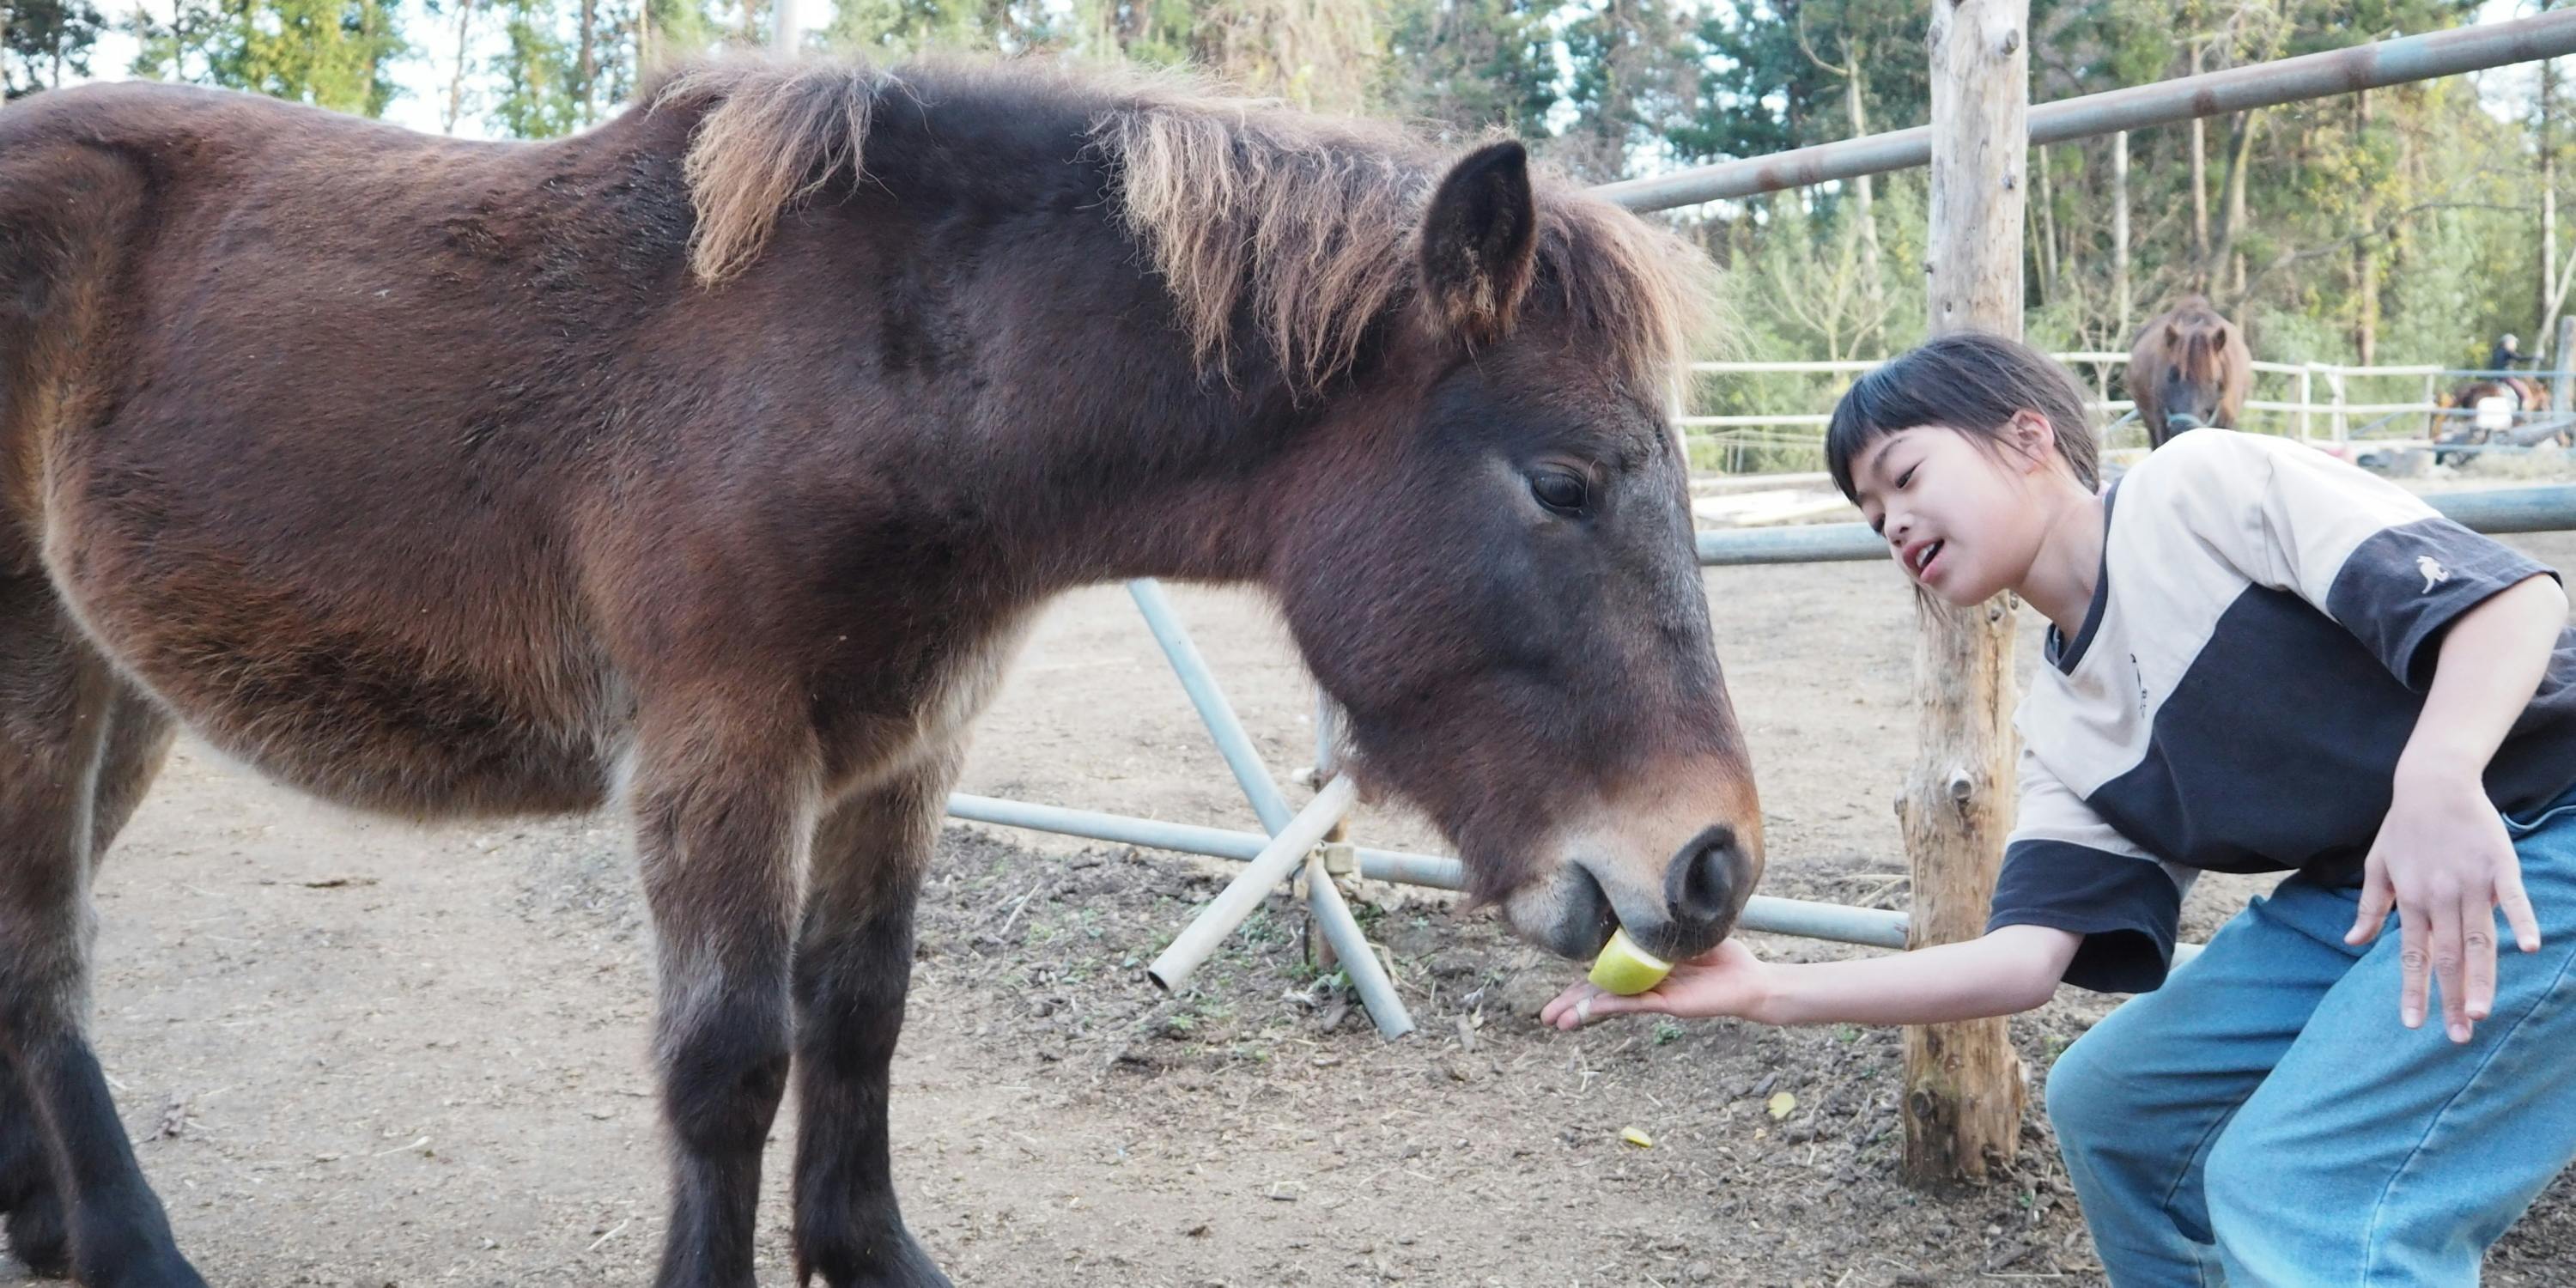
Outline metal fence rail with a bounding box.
[1597,10,2576,213]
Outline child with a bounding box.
[1546,333,2576,1285]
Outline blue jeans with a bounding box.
[2044,792,2576,1287]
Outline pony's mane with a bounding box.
[649,58,1716,398]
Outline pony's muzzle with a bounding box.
[1637,824,1753,961]
[2163,411,2207,435]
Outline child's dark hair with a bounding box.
[1824,333,2100,501]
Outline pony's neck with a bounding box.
[993,383,1327,594]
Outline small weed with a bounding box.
[1240,911,1280,946]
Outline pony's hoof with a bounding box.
[77,1246,209,1288]
[793,1222,951,1288]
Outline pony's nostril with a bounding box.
[1663,824,1740,924]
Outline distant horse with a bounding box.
[2129,297,2253,447]
[0,61,1763,1288]
[2433,377,2563,465]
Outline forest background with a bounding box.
[3,0,2565,436]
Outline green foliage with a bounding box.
[489,0,581,136]
[135,0,408,116]
[1381,0,1556,143]
[4,0,109,98]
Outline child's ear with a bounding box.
[2009,410,2057,467]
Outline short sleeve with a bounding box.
[1986,748,2195,993]
[2136,433,2556,690]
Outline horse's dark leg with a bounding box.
[1,686,175,1277]
[790,750,957,1288]
[635,714,814,1288]
[0,1072,58,1279]
[0,580,200,1287]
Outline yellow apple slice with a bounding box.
[1587,929,1673,996]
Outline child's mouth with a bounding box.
[1911,539,1946,578]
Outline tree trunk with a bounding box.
[2546,55,2561,343]
[772,0,799,55]
[1912,0,2029,1188]
[2033,143,2058,306]
[444,0,476,135]
[2211,110,2257,303]
[579,0,598,123]
[2188,42,2208,289]
[2113,130,2131,333]
[2354,89,2378,365]
[1848,47,1887,344]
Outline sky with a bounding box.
[69,0,2564,148]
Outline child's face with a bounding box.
[1848,421,2055,605]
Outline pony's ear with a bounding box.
[1418,141,1538,347]
[2165,321,2183,345]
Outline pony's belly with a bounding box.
[153,677,622,822]
[48,530,622,822]
[105,625,620,820]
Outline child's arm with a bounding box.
[1542,924,2080,1031]
[2348,573,2567,1041]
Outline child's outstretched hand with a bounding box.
[1542,939,1771,1031]
[2347,769,2543,1043]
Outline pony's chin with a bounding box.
[1499,865,1619,961]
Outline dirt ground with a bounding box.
[10,491,2576,1285]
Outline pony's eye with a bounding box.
[1530,470,1588,514]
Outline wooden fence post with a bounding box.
[1905,0,2031,1186]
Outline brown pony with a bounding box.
[0,58,1763,1288]
[2129,297,2253,447]
[2433,378,2561,463]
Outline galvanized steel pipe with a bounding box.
[1598,11,2576,212]
[1127,579,1297,833]
[947,791,1913,951]
[1304,850,1416,1038]
[1147,775,1358,993]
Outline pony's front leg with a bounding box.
[790,750,957,1288]
[634,718,816,1288]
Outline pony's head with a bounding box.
[662,62,1767,965]
[2138,300,2240,440]
[1104,105,1762,963]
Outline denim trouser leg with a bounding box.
[2046,793,2576,1287]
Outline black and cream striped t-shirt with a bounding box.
[1991,430,2576,993]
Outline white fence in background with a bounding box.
[1680,353,2537,472]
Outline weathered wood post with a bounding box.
[1903,0,2030,1185]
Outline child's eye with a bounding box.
[1897,465,1917,489]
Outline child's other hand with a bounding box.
[2347,769,2543,1043]
[1541,939,1772,1031]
